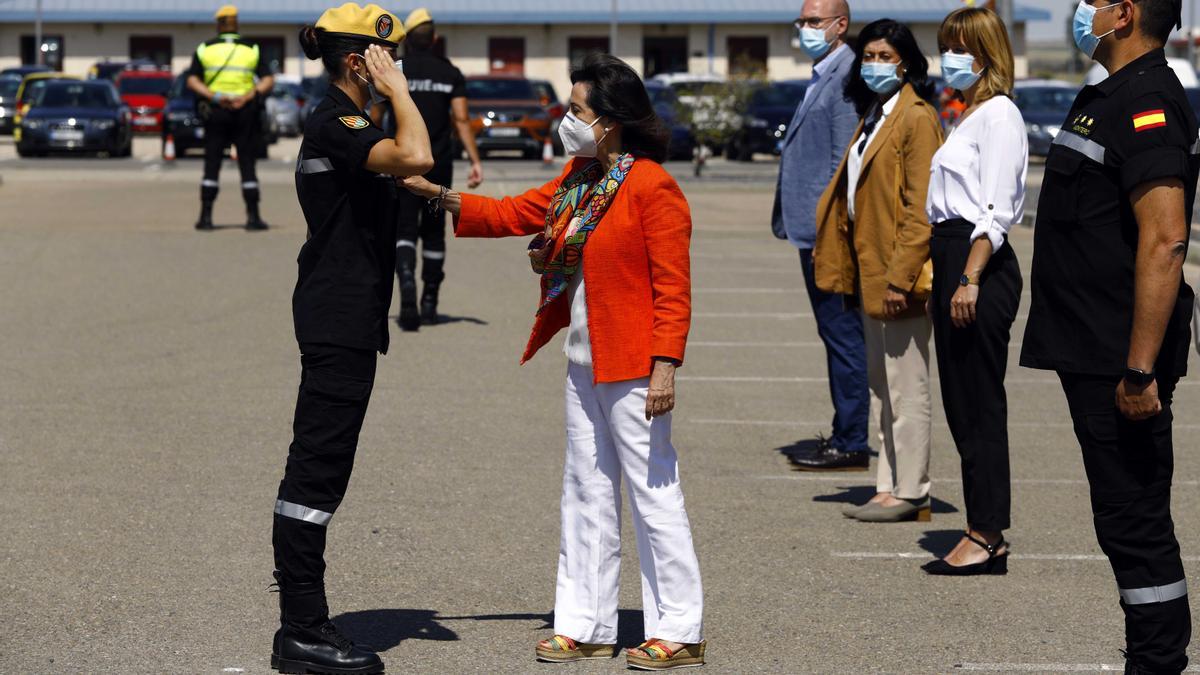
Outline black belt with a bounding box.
[931,217,974,239]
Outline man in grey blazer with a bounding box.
[772,0,869,471]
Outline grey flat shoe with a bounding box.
[842,502,868,518]
[853,497,931,523]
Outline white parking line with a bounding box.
[955,664,1200,672]
[832,552,1200,562]
[687,419,1200,430]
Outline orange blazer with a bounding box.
[456,158,692,384]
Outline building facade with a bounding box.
[1,1,1048,97]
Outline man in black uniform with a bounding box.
[1022,0,1196,671]
[393,8,483,330]
[186,4,275,231]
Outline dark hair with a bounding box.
[569,53,670,164]
[406,23,435,52]
[299,25,391,80]
[844,19,937,117]
[1139,0,1180,44]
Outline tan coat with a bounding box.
[813,83,942,321]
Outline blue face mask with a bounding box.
[941,52,983,91]
[1073,0,1119,59]
[860,62,902,95]
[798,25,833,60]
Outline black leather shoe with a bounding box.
[420,283,440,325]
[781,435,831,461]
[272,622,384,674]
[790,445,869,472]
[921,533,1008,576]
[195,201,214,231]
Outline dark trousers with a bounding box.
[799,248,869,453]
[273,343,377,585]
[1059,372,1190,674]
[200,104,260,206]
[930,221,1021,531]
[396,163,452,285]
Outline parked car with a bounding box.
[12,73,80,132]
[725,80,808,161]
[89,61,127,81]
[464,76,552,158]
[0,74,21,134]
[531,79,566,154]
[267,79,303,137]
[645,81,697,161]
[299,75,328,127]
[1,64,52,78]
[16,80,132,157]
[1013,79,1077,157]
[115,68,173,133]
[1085,57,1199,88]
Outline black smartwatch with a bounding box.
[1123,367,1156,387]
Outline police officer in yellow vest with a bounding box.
[186,4,275,231]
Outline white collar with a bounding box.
[814,43,850,78]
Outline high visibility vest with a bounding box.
[196,33,259,96]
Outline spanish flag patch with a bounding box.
[339,115,370,130]
[1132,109,1167,132]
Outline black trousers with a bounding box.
[200,104,261,206]
[930,220,1021,531]
[1059,372,1190,674]
[273,343,377,585]
[396,163,452,285]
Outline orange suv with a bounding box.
[465,76,552,159]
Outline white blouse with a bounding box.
[926,95,1028,252]
[848,92,899,222]
[560,214,593,366]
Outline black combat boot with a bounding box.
[271,572,383,675]
[246,201,270,231]
[396,259,420,332]
[195,200,215,231]
[420,282,440,326]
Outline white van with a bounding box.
[1084,57,1199,88]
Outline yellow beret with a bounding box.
[214,4,238,19]
[316,3,405,45]
[404,8,433,32]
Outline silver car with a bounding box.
[0,74,21,134]
[267,81,302,138]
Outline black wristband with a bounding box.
[1123,367,1156,387]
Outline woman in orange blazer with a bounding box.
[402,54,705,671]
[814,20,942,524]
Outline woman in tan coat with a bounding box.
[814,19,942,523]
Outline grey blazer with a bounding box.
[771,45,859,249]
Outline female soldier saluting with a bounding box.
[270,4,432,674]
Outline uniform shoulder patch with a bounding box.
[339,115,370,130]
[1132,109,1167,132]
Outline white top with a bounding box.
[560,214,593,366]
[847,92,900,222]
[926,95,1028,252]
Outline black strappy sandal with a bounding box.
[921,532,1009,576]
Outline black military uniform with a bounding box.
[185,33,272,231]
[1021,48,1196,672]
[271,85,397,674]
[393,47,466,329]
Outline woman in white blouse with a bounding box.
[922,7,1026,576]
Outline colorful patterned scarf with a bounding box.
[528,153,635,314]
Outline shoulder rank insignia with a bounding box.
[1132,109,1167,132]
[339,115,370,130]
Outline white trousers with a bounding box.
[554,362,704,645]
[862,313,933,500]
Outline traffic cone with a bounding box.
[542,135,554,166]
[163,134,176,161]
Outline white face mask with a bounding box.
[558,112,609,158]
[352,52,402,110]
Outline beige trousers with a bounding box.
[862,313,933,500]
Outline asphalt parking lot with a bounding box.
[1,134,1198,674]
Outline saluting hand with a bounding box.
[365,44,407,101]
[646,360,677,421]
[1116,378,1162,421]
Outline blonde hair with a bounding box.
[938,7,1015,103]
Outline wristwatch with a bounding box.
[1123,367,1156,387]
[959,273,979,287]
